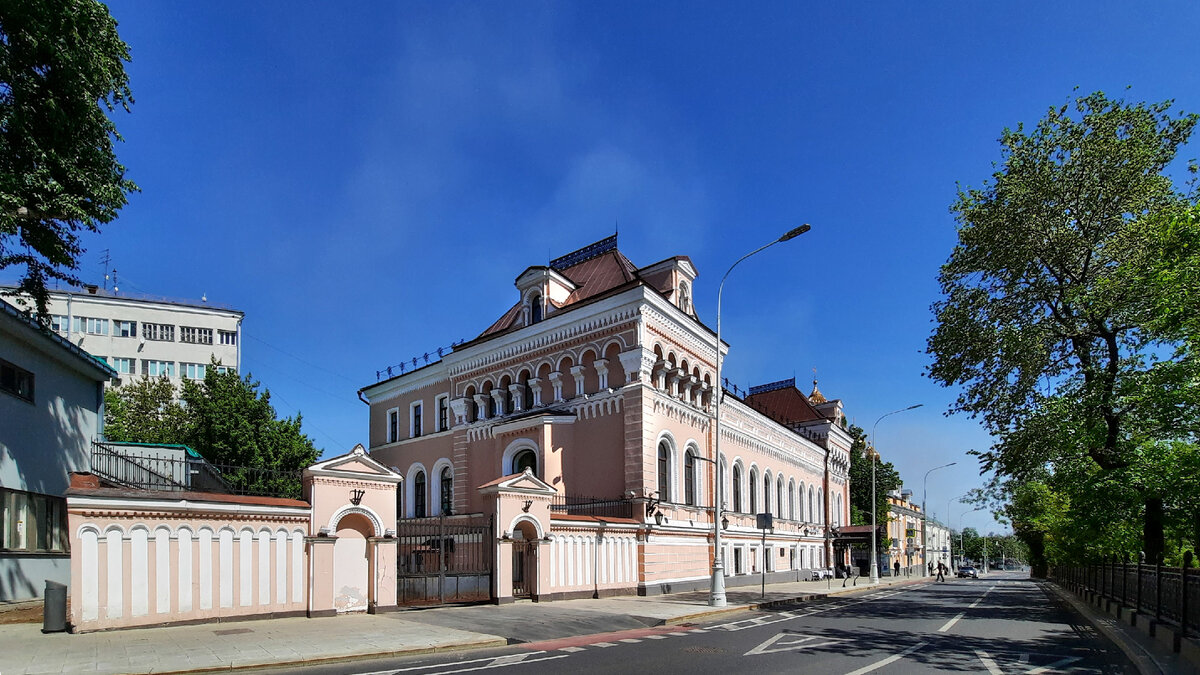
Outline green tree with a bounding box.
[1,0,137,321]
[927,91,1199,562]
[179,365,319,479]
[104,362,320,496]
[102,375,189,445]
[847,424,902,550]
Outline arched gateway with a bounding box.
[304,445,402,615]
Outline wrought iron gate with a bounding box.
[511,539,533,599]
[395,514,493,606]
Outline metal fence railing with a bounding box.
[90,442,303,500]
[550,494,635,519]
[1053,551,1197,639]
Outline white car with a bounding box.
[811,568,834,580]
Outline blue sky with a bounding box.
[56,1,1200,536]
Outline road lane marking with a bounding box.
[842,641,928,675]
[937,612,965,632]
[745,633,849,656]
[617,638,642,643]
[357,652,550,673]
[591,642,618,647]
[974,649,1003,675]
[557,647,586,653]
[420,655,569,674]
[939,585,996,632]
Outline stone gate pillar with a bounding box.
[303,444,403,615]
[478,469,556,603]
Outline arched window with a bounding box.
[777,477,785,519]
[414,471,427,518]
[749,468,759,513]
[678,281,690,313]
[732,465,743,512]
[763,473,772,515]
[808,486,815,522]
[440,466,453,515]
[530,293,543,324]
[513,449,537,475]
[657,441,671,501]
[684,449,697,506]
[788,480,796,521]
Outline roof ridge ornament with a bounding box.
[550,234,618,270]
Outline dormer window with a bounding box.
[530,293,543,324]
[678,281,691,313]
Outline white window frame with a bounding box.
[386,407,400,444]
[219,330,237,346]
[181,362,207,380]
[111,357,134,375]
[143,360,175,378]
[410,400,423,438]
[435,394,450,432]
[115,320,136,338]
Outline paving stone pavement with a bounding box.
[0,573,983,675]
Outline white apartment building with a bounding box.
[2,285,243,384]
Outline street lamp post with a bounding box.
[958,506,982,568]
[869,404,922,583]
[709,223,810,608]
[920,462,956,577]
[947,492,969,570]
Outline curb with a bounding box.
[140,636,510,675]
[1040,581,1172,675]
[661,576,932,627]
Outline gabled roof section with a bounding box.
[476,236,640,339]
[306,444,403,483]
[477,468,557,495]
[744,378,830,426]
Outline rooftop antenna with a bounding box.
[111,268,119,293]
[99,249,112,290]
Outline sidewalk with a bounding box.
[0,573,921,674]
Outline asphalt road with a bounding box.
[263,572,1135,675]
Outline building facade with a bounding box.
[1,298,117,601]
[885,489,924,575]
[2,285,243,383]
[925,518,951,572]
[360,236,854,599]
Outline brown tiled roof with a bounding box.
[744,386,829,427]
[476,248,640,339]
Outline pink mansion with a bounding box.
[360,236,853,599]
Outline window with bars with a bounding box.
[180,326,214,344]
[142,323,175,341]
[1,488,68,553]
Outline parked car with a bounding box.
[957,566,979,578]
[811,568,834,580]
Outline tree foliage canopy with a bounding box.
[928,91,1200,566]
[847,423,902,549]
[0,0,137,321]
[104,364,321,482]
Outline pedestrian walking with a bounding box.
[936,561,946,582]
[893,560,900,577]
